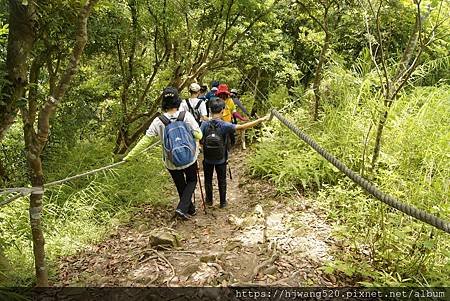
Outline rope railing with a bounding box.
[269,109,450,234]
[0,141,160,206]
[1,109,448,235]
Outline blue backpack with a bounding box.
[158,111,196,167]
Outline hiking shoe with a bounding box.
[219,202,227,208]
[175,209,190,220]
[206,201,213,207]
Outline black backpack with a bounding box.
[203,121,226,161]
[186,99,203,125]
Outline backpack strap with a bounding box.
[177,110,186,122]
[208,119,219,133]
[158,114,171,126]
[194,99,203,111]
[186,99,195,115]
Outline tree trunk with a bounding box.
[20,0,99,286]
[28,163,48,286]
[368,1,431,169]
[22,59,48,285]
[371,109,388,168]
[0,1,37,141]
[313,31,330,121]
[23,109,48,286]
[115,112,158,154]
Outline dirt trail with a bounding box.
[57,149,346,287]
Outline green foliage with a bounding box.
[0,139,171,285]
[248,62,450,285]
[0,122,28,186]
[249,64,374,192]
[1,0,449,287]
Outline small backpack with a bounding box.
[186,99,203,125]
[158,111,196,167]
[203,120,226,161]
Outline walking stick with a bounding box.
[196,164,207,214]
[228,165,233,180]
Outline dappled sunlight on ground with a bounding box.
[56,149,354,287]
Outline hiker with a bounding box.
[215,83,237,146]
[199,85,208,101]
[179,83,208,125]
[205,80,220,100]
[205,81,220,117]
[215,84,236,123]
[200,97,269,208]
[230,89,250,123]
[124,87,202,220]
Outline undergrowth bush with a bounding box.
[248,64,450,285]
[0,139,171,285]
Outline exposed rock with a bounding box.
[228,214,244,228]
[254,204,265,218]
[149,228,180,249]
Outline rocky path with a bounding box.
[57,149,346,287]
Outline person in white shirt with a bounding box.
[179,83,208,124]
[124,86,202,220]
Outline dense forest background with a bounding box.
[0,0,449,286]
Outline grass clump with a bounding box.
[0,139,171,286]
[248,65,450,285]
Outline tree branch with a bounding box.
[296,0,327,32]
[36,0,99,150]
[225,1,279,53]
[368,0,390,100]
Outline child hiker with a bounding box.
[200,97,269,208]
[124,87,202,220]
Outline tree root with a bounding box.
[251,252,279,281]
[207,262,224,273]
[151,249,175,286]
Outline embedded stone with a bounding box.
[149,228,180,249]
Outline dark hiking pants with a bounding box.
[203,161,227,206]
[168,161,197,214]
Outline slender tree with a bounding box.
[295,0,348,120]
[363,0,446,167]
[19,0,99,286]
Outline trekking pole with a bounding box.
[228,165,233,180]
[196,164,207,214]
